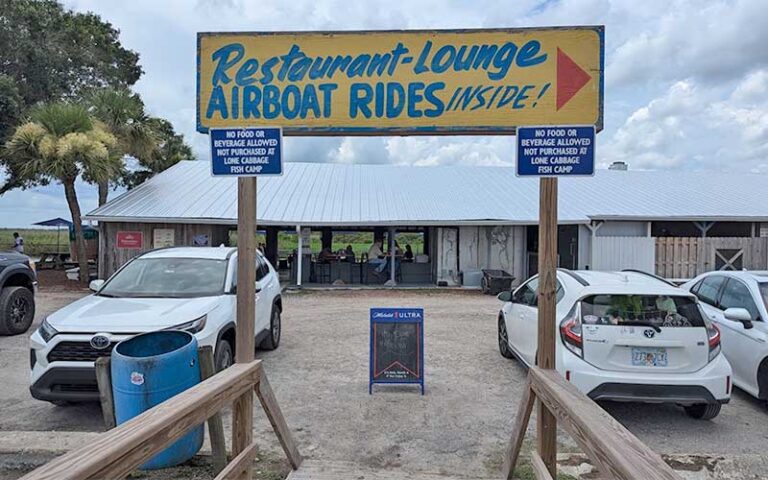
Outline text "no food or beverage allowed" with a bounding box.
[516,126,595,177]
[210,127,283,176]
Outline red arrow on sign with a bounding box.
[556,47,592,110]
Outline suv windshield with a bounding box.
[99,258,228,298]
[580,295,705,327]
[759,283,768,312]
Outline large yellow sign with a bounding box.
[197,27,603,135]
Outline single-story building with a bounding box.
[86,160,768,286]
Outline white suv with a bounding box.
[30,247,282,404]
[497,269,731,419]
[682,271,768,404]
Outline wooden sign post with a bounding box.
[233,176,257,480]
[210,125,282,480]
[516,126,595,477]
[537,177,558,477]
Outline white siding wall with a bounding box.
[595,221,648,237]
[592,236,655,272]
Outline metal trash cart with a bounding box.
[481,269,515,295]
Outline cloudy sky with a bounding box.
[2,0,767,227]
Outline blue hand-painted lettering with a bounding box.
[205,39,551,121]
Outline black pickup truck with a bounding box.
[0,251,37,335]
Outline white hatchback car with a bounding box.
[497,269,731,419]
[682,271,768,405]
[30,247,282,404]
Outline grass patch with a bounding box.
[0,228,70,255]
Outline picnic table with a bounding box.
[36,252,73,270]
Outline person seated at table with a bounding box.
[345,245,356,263]
[403,244,414,262]
[381,241,403,277]
[367,240,386,273]
[318,246,334,263]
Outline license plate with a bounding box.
[631,347,668,367]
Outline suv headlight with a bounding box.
[165,315,208,334]
[38,318,58,343]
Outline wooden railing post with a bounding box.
[501,377,535,479]
[537,177,558,477]
[199,346,227,474]
[233,176,257,480]
[94,356,115,430]
[255,372,303,469]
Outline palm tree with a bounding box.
[87,88,156,205]
[120,117,194,189]
[4,102,119,283]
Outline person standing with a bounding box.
[12,232,24,253]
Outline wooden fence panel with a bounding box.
[655,237,699,279]
[655,237,768,278]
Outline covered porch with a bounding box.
[259,226,434,287]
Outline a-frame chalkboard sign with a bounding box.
[369,308,424,395]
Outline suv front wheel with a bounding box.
[260,307,281,350]
[214,338,234,372]
[0,286,35,335]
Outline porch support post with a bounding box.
[586,220,603,270]
[694,221,714,238]
[389,227,397,285]
[296,225,302,287]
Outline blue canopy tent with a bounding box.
[33,217,73,253]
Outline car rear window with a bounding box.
[580,295,705,327]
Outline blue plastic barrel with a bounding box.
[111,331,203,470]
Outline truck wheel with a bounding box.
[0,286,35,335]
[684,403,721,420]
[214,339,234,372]
[260,307,281,351]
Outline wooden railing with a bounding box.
[20,359,302,480]
[502,366,680,480]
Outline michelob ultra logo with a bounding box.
[197,27,604,135]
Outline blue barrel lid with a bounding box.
[114,330,195,360]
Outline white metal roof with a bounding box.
[86,161,768,226]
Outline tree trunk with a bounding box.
[63,178,90,285]
[98,180,108,206]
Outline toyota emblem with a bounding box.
[90,334,110,350]
[643,329,656,339]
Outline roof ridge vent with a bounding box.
[609,161,628,171]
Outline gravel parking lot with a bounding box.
[1,286,767,478]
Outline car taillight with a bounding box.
[560,310,583,358]
[707,323,721,362]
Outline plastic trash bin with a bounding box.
[111,330,203,470]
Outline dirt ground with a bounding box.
[2,286,768,479]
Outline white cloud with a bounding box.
[603,70,768,171]
[1,0,766,226]
[607,0,768,88]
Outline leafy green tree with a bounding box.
[0,0,141,105]
[4,102,119,283]
[0,0,142,194]
[0,75,23,143]
[87,88,157,205]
